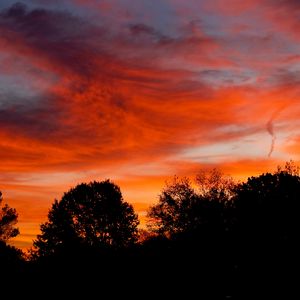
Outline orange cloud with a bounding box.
[1,1,300,249]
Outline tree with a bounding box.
[0,240,24,271]
[0,191,19,242]
[147,176,196,236]
[147,170,234,237]
[231,162,300,289]
[195,168,235,201]
[33,180,139,258]
[234,162,300,243]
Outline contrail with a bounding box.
[266,118,275,158]
[266,106,286,158]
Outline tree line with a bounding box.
[1,161,299,297]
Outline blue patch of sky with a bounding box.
[0,0,79,16]
[0,0,94,19]
[0,73,46,108]
[122,0,174,33]
[27,0,73,10]
[199,69,258,86]
[0,0,18,10]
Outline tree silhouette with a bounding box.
[230,162,300,296]
[0,192,23,277]
[0,240,23,270]
[0,191,19,242]
[147,170,234,237]
[234,162,300,243]
[145,170,237,298]
[32,180,139,258]
[147,176,197,236]
[195,168,235,201]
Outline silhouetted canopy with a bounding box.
[147,170,234,237]
[0,191,19,242]
[33,180,139,257]
[234,162,300,243]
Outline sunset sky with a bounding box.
[1,0,300,249]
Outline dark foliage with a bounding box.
[145,166,300,297]
[0,193,24,283]
[32,180,139,258]
[3,165,300,297]
[231,162,300,296]
[234,163,300,244]
[0,240,23,269]
[147,170,234,238]
[0,191,19,242]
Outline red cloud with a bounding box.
[1,2,300,248]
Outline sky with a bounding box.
[1,0,300,249]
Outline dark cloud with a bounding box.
[0,2,107,78]
[270,0,300,9]
[1,2,27,17]
[0,95,62,138]
[129,23,159,37]
[267,69,300,88]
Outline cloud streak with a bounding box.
[266,118,276,158]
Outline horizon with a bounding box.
[1,0,300,249]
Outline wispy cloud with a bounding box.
[1,1,300,248]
